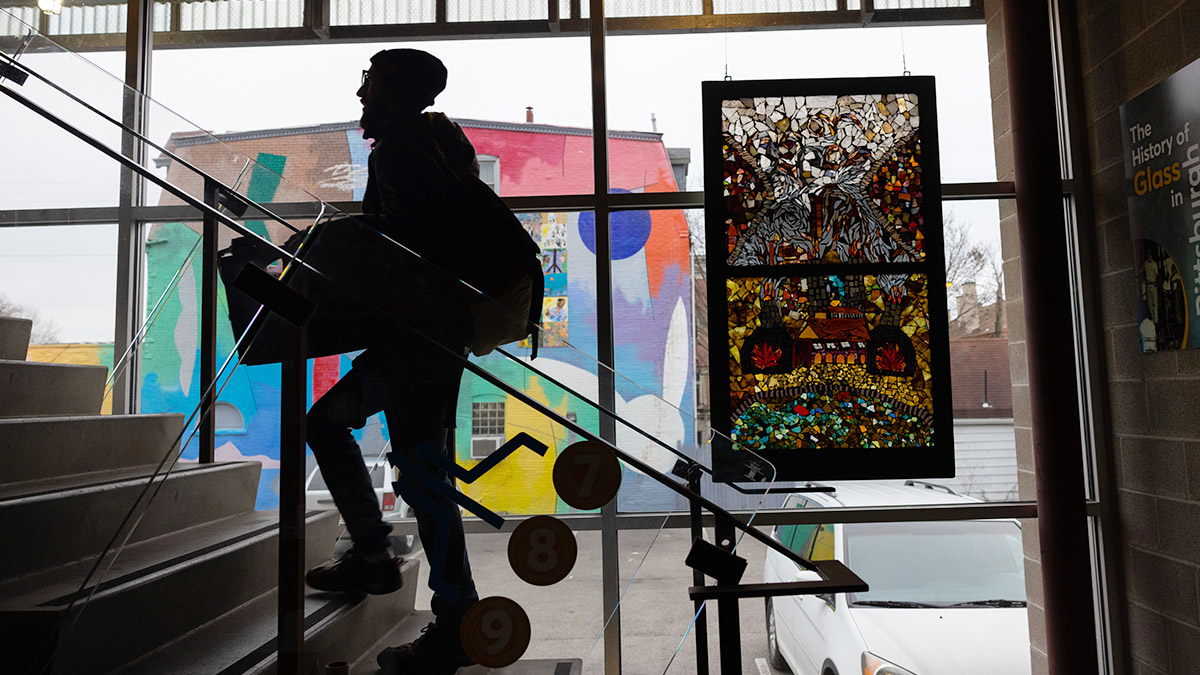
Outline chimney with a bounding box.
[956,281,977,316]
[525,106,534,123]
[957,281,979,334]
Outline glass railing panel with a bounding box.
[1,17,799,671]
[0,33,126,210]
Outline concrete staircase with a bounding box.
[0,317,417,674]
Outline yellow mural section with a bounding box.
[458,375,568,515]
[25,344,113,414]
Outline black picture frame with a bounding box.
[702,76,954,482]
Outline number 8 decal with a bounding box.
[508,515,577,586]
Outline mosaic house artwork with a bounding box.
[703,77,953,481]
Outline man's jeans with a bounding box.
[307,358,478,626]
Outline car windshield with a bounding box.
[844,520,1026,607]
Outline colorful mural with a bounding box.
[142,118,694,512]
[704,78,952,481]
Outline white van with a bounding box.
[763,481,1030,675]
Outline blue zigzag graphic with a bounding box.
[423,432,548,484]
[387,435,547,600]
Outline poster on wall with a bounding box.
[1119,57,1200,353]
[703,77,954,482]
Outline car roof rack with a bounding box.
[904,480,959,496]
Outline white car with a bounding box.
[305,456,418,555]
[763,481,1031,675]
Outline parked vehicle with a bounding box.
[305,455,418,555]
[763,481,1030,675]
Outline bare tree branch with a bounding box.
[0,294,60,344]
[943,213,988,299]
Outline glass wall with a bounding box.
[0,224,117,401]
[605,23,1003,193]
[1,3,1089,674]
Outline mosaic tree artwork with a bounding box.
[703,77,953,481]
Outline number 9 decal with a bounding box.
[460,596,531,668]
[552,440,621,510]
[508,515,577,586]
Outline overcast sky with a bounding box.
[0,22,1000,341]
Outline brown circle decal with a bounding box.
[508,515,578,586]
[552,440,622,510]
[460,596,531,668]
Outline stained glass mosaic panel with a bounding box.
[722,93,925,266]
[726,274,932,451]
[704,77,952,481]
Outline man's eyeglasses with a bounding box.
[361,70,370,86]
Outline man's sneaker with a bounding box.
[376,622,474,673]
[305,547,402,595]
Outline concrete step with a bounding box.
[0,317,31,360]
[0,461,261,581]
[0,359,107,417]
[0,509,326,607]
[0,414,185,488]
[116,558,419,675]
[349,609,584,675]
[456,660,584,674]
[2,509,343,675]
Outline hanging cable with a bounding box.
[723,9,731,81]
[897,0,911,76]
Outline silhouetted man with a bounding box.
[303,48,479,674]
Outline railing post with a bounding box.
[713,517,741,674]
[199,178,219,463]
[688,467,709,675]
[278,327,307,673]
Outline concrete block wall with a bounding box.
[1073,1,1200,672]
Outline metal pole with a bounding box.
[278,338,308,673]
[199,179,218,463]
[713,518,739,674]
[113,0,153,415]
[588,2,621,674]
[1000,2,1099,673]
[688,468,709,675]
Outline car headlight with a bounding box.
[862,652,917,675]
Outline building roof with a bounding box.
[164,117,665,149]
[948,336,1013,419]
[948,298,1006,339]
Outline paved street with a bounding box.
[402,526,790,675]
